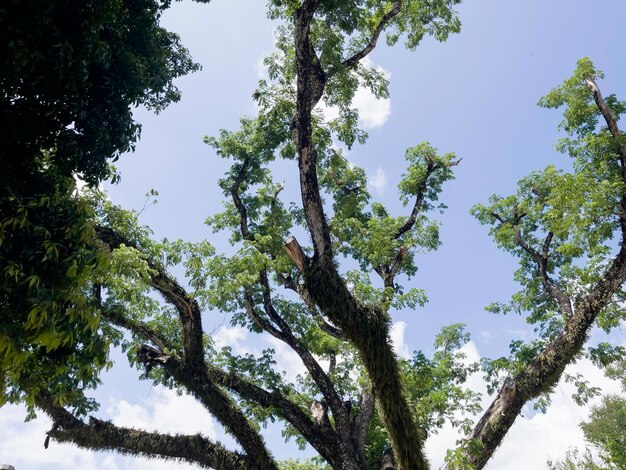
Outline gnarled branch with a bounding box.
[35,390,248,470]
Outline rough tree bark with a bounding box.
[286,1,430,469]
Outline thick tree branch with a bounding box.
[139,343,347,468]
[342,1,403,69]
[35,391,248,470]
[281,252,348,339]
[226,159,358,466]
[96,227,276,468]
[466,237,626,468]
[96,226,204,369]
[136,345,277,470]
[291,2,429,467]
[294,0,332,261]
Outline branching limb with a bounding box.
[351,388,375,465]
[395,157,461,239]
[465,231,626,468]
[294,1,332,261]
[136,346,278,470]
[96,227,276,468]
[375,157,460,288]
[515,229,574,318]
[248,271,351,434]
[488,212,574,318]
[96,226,204,369]
[35,390,249,470]
[291,2,429,467]
[584,76,626,222]
[280,269,348,341]
[342,1,403,68]
[99,303,174,353]
[139,343,346,468]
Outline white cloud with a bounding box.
[0,387,220,470]
[256,57,267,80]
[0,405,99,470]
[479,329,494,343]
[315,58,391,130]
[107,387,217,439]
[390,321,410,359]
[425,343,623,469]
[353,87,391,129]
[105,387,219,470]
[354,58,391,129]
[213,325,250,355]
[369,167,387,195]
[265,336,307,382]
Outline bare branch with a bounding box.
[542,230,554,259]
[385,246,407,289]
[489,211,504,224]
[585,77,624,144]
[395,158,461,241]
[352,388,375,463]
[395,161,436,239]
[342,1,403,68]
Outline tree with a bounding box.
[582,394,626,468]
[0,0,201,415]
[3,2,626,470]
[549,362,626,470]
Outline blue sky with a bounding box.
[2,1,626,468]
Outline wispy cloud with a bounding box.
[369,167,387,195]
[390,321,410,359]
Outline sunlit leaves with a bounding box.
[473,59,626,410]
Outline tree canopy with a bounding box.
[0,0,200,420]
[2,1,626,470]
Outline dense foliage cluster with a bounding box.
[0,0,199,415]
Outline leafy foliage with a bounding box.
[1,0,200,416]
[3,2,625,469]
[473,59,626,403]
